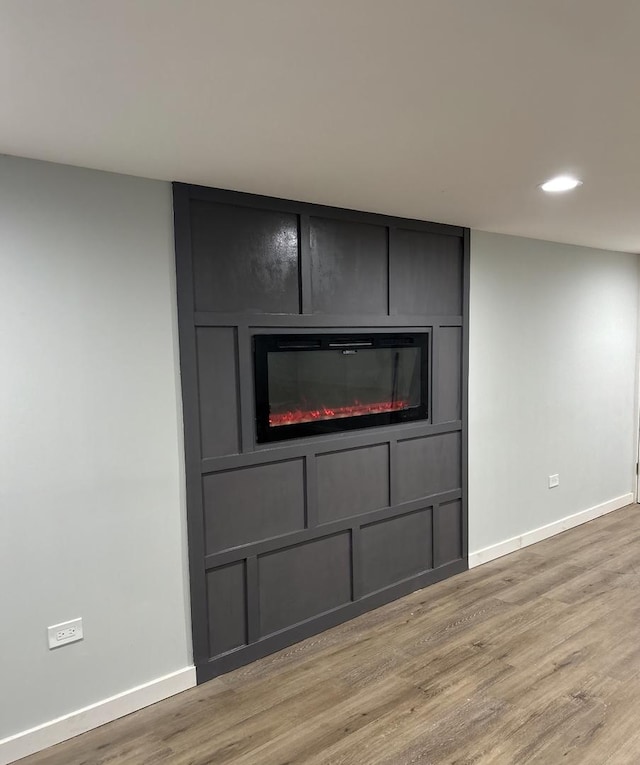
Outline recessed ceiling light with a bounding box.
[539,175,583,193]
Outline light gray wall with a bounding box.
[0,156,191,739]
[469,230,639,554]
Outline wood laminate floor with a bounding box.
[18,504,640,765]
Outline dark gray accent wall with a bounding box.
[174,184,469,682]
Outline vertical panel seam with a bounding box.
[305,452,319,529]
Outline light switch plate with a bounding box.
[548,474,560,489]
[48,618,83,649]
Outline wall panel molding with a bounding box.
[174,183,469,681]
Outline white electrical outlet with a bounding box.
[548,474,560,489]
[47,618,83,649]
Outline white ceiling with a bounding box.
[2,0,640,252]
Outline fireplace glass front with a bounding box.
[254,332,429,443]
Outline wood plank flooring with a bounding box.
[18,504,640,765]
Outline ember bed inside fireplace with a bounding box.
[254,332,429,443]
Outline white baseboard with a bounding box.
[468,493,635,569]
[0,666,196,765]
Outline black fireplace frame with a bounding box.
[254,331,429,443]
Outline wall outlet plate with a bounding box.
[47,618,83,649]
[548,474,560,488]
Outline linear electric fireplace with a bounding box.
[254,332,429,443]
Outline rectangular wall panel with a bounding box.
[317,444,390,524]
[390,230,462,316]
[436,327,462,423]
[207,562,246,657]
[258,532,352,636]
[203,460,305,553]
[361,509,432,594]
[190,200,300,314]
[309,217,388,315]
[197,327,240,457]
[435,500,463,567]
[397,432,461,503]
